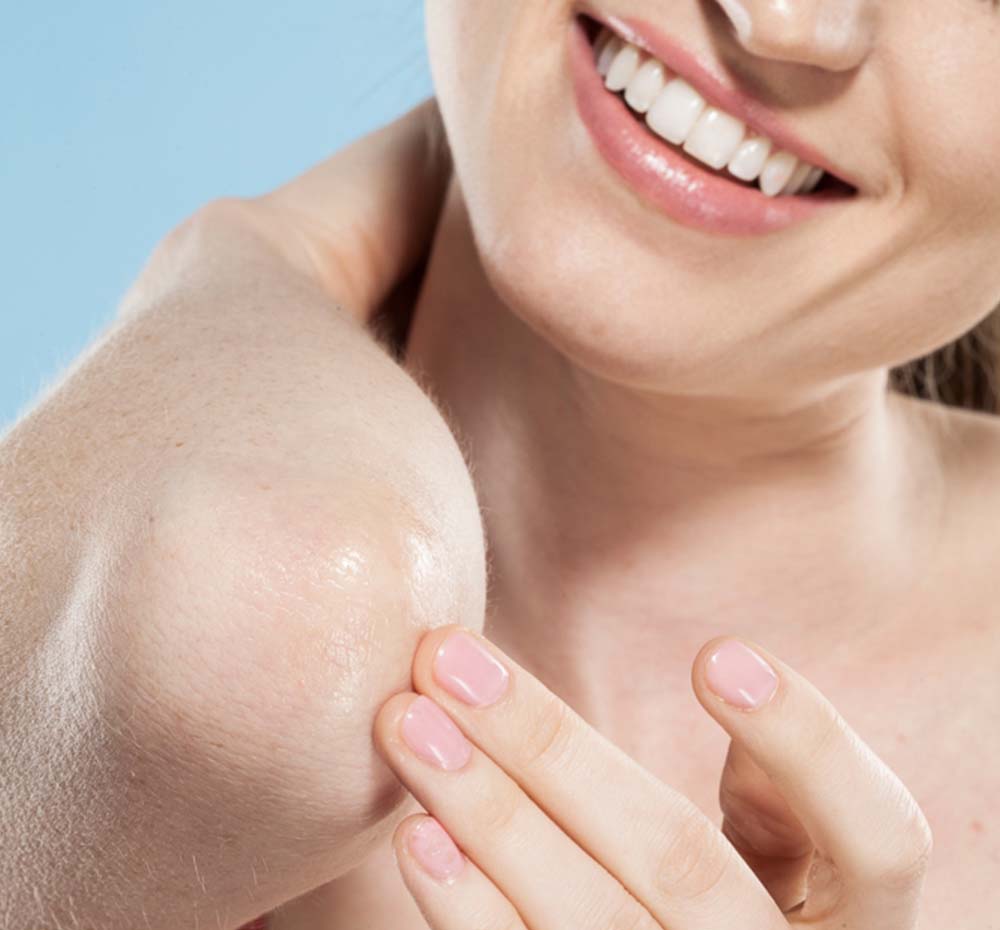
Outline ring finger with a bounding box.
[374,692,656,930]
[393,814,529,930]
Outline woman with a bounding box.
[2,0,998,927]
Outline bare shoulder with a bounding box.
[896,391,1000,525]
[882,397,1000,928]
[889,392,1000,688]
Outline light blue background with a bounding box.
[1,1,431,429]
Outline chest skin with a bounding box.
[269,620,1000,930]
[266,333,1000,926]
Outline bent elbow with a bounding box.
[96,459,485,865]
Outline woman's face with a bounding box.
[425,0,1000,397]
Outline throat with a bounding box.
[404,180,936,727]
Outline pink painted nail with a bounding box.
[705,640,778,711]
[407,817,466,883]
[400,695,472,770]
[433,631,510,707]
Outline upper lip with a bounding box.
[577,4,862,192]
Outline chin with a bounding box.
[467,190,784,397]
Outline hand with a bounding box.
[126,96,451,325]
[254,95,451,319]
[373,626,932,929]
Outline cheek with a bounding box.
[425,0,504,217]
[895,20,1000,234]
[427,2,1000,396]
[423,6,843,392]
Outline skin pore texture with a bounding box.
[3,0,1000,927]
[271,0,1000,927]
[717,0,877,68]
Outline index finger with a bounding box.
[691,637,933,902]
[410,624,787,930]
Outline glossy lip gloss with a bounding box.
[567,14,854,237]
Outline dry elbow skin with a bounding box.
[0,201,487,927]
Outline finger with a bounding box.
[692,636,932,926]
[718,741,813,911]
[407,625,788,930]
[374,692,656,930]
[393,814,529,930]
[257,97,451,318]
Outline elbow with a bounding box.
[96,458,486,869]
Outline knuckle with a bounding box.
[520,692,579,773]
[154,196,262,270]
[718,779,810,859]
[470,773,525,836]
[797,699,851,772]
[600,895,659,930]
[187,195,257,232]
[651,802,733,904]
[867,802,934,889]
[478,908,524,930]
[122,196,257,313]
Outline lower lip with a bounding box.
[568,17,844,237]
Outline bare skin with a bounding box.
[4,0,1000,925]
[0,104,489,929]
[270,178,1000,930]
[276,0,1000,917]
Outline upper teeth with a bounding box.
[595,30,825,197]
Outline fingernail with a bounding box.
[705,640,778,711]
[407,817,466,883]
[433,631,510,707]
[400,695,472,770]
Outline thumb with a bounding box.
[258,97,452,321]
[717,739,814,911]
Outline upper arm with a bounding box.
[0,194,485,924]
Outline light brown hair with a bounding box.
[891,308,1000,414]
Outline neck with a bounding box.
[406,181,943,737]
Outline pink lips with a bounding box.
[568,16,849,236]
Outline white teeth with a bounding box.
[598,34,830,195]
[781,159,812,195]
[799,165,825,193]
[624,58,667,114]
[646,78,706,146]
[759,150,799,197]
[605,44,642,92]
[682,107,746,171]
[593,27,614,63]
[597,35,623,77]
[726,135,772,182]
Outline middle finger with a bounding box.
[406,625,788,930]
[374,691,656,930]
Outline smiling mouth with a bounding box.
[579,14,856,199]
